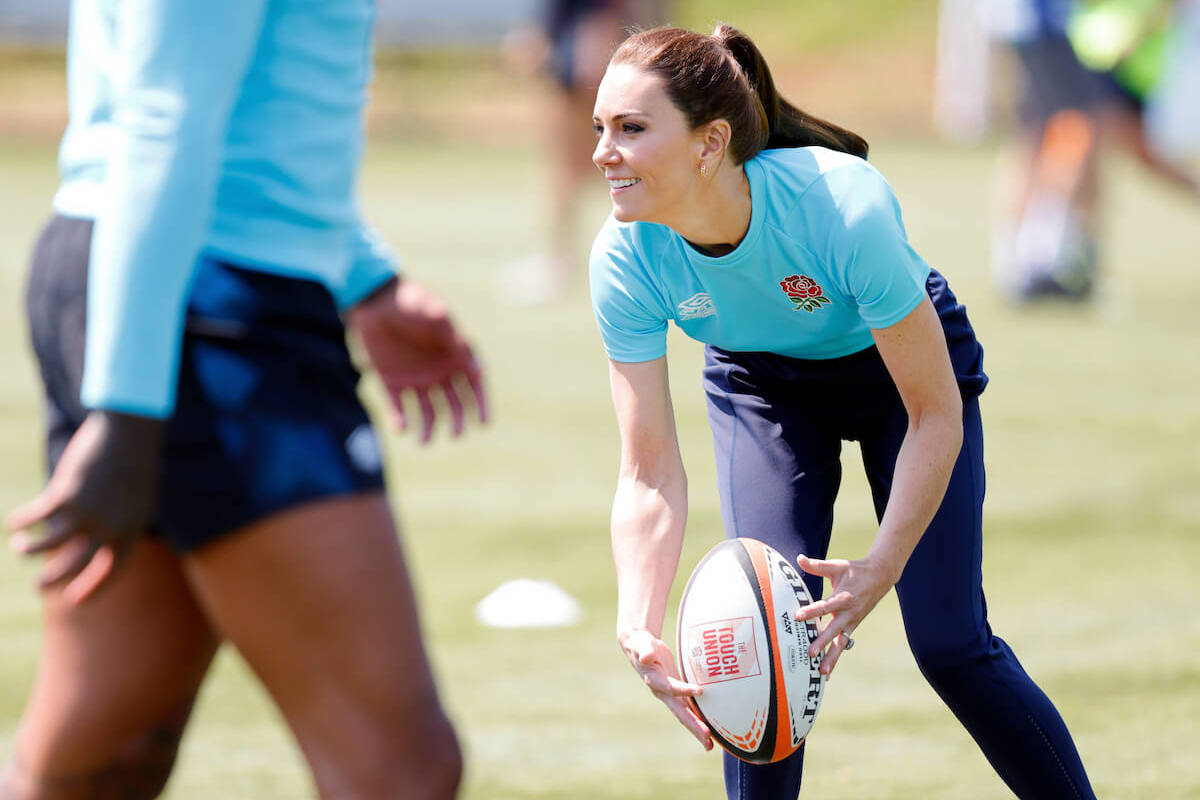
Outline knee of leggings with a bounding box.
[908,636,995,692]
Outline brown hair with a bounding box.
[609,24,868,164]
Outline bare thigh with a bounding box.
[182,491,460,800]
[7,538,219,799]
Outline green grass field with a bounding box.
[1,13,1199,797]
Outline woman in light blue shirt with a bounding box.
[591,24,1095,799]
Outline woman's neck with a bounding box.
[673,166,752,257]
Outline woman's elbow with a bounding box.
[938,394,964,456]
[909,392,963,451]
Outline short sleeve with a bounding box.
[588,220,670,363]
[820,163,930,330]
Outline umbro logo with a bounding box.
[677,292,716,320]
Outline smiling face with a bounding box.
[592,64,705,226]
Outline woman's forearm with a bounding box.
[611,471,688,640]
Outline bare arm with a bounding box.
[610,357,686,636]
[864,296,963,576]
[796,297,964,675]
[608,357,712,749]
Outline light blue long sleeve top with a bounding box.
[54,0,397,419]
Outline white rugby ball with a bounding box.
[675,537,824,764]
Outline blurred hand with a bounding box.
[347,277,487,443]
[7,410,164,604]
[795,554,897,679]
[618,627,713,751]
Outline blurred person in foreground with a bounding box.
[502,0,666,303]
[589,24,1096,800]
[1,1,486,798]
[987,0,1199,302]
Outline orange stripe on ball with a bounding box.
[742,539,793,763]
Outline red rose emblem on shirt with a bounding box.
[779,274,831,313]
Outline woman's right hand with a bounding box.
[619,627,713,751]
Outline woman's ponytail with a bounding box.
[611,25,868,164]
[713,24,869,159]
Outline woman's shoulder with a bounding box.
[753,147,882,193]
[753,147,896,224]
[589,216,675,323]
[590,214,677,267]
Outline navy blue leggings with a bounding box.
[701,273,1093,800]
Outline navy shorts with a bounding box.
[25,215,386,552]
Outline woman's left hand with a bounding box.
[794,554,900,678]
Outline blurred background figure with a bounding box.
[1073,0,1200,168]
[933,0,994,143]
[984,0,1199,303]
[501,0,667,304]
[986,0,1114,302]
[1142,0,1200,164]
[1068,0,1200,186]
[1144,0,1200,165]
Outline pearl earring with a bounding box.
[699,163,708,177]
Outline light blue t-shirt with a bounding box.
[589,147,932,364]
[56,0,397,419]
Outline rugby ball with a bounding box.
[676,537,824,764]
